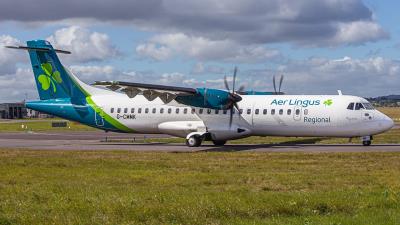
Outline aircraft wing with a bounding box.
[93,81,198,103]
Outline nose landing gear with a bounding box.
[361,136,372,146]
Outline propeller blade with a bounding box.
[234,102,240,111]
[273,75,277,94]
[224,76,230,91]
[232,66,237,92]
[278,75,284,93]
[229,108,233,128]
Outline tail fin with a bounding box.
[24,40,89,100]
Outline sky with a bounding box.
[0,0,399,102]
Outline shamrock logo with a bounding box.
[38,63,62,92]
[323,99,333,106]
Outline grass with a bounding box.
[0,120,96,132]
[379,107,400,122]
[0,150,399,224]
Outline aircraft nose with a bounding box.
[382,115,394,130]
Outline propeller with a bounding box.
[273,74,284,95]
[223,66,243,128]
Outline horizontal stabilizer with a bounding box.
[5,45,71,54]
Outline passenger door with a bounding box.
[94,106,105,126]
[293,105,302,121]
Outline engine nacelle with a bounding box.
[175,88,236,109]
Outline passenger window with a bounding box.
[207,109,211,114]
[215,109,219,114]
[271,109,275,115]
[152,108,156,114]
[191,108,195,114]
[287,109,291,115]
[131,108,135,113]
[347,103,354,110]
[199,109,203,114]
[239,109,243,114]
[304,109,308,115]
[168,108,172,114]
[145,108,149,113]
[263,109,267,115]
[247,109,251,115]
[176,108,180,114]
[184,108,188,114]
[295,109,300,115]
[138,108,142,113]
[160,108,164,114]
[124,108,128,113]
[279,109,283,115]
[111,108,114,113]
[255,109,259,115]
[223,110,227,114]
[355,103,364,110]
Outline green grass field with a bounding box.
[0,120,96,132]
[0,150,399,224]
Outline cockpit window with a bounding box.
[347,103,354,110]
[355,103,365,110]
[362,102,374,110]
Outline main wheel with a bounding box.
[362,140,371,146]
[212,140,226,146]
[186,135,202,147]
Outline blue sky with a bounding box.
[0,0,399,102]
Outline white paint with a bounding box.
[90,90,394,143]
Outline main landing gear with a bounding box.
[186,135,202,147]
[185,134,227,147]
[361,136,372,146]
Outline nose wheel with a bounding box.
[361,136,372,146]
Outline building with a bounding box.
[0,103,27,119]
[0,102,53,119]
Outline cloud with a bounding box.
[329,21,388,46]
[0,0,387,46]
[69,65,186,86]
[2,55,399,102]
[0,35,26,74]
[47,26,119,63]
[136,33,281,63]
[244,57,400,97]
[191,62,225,75]
[0,68,37,102]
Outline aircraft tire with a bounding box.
[212,140,227,146]
[362,141,371,146]
[186,135,202,147]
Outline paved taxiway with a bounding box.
[0,131,400,152]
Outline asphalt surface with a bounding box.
[0,131,400,152]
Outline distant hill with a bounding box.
[367,95,400,107]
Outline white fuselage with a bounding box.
[91,93,394,140]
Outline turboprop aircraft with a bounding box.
[6,40,394,147]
